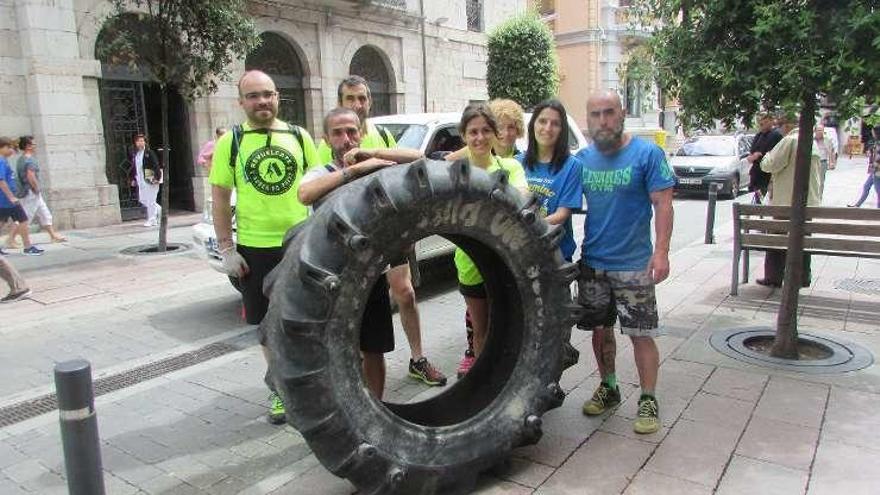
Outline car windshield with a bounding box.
[678,136,736,157]
[377,123,429,150]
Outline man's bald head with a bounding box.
[586,91,623,113]
[238,70,276,97]
[586,90,626,153]
[237,70,279,127]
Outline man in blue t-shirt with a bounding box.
[574,91,674,435]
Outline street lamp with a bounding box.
[419,0,448,112]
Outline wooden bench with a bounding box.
[730,203,880,295]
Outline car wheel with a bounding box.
[260,159,580,494]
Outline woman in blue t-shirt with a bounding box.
[517,99,583,261]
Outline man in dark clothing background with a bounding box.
[746,112,784,202]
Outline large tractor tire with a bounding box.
[262,159,581,494]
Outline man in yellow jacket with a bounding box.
[757,121,822,287]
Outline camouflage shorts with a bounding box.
[576,263,661,337]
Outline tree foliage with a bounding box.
[632,0,880,130]
[486,12,559,108]
[99,0,260,100]
[99,0,259,251]
[633,0,880,359]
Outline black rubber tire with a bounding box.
[262,159,581,494]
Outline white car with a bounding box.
[193,112,589,284]
[671,134,755,199]
[370,112,588,160]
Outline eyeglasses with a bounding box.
[243,90,278,101]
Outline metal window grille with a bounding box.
[467,0,484,32]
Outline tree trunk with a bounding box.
[157,85,171,252]
[771,95,817,359]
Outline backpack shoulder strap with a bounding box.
[229,124,243,171]
[376,124,392,148]
[287,122,309,170]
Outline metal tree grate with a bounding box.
[834,278,880,296]
[0,341,239,428]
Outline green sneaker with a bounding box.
[633,395,660,434]
[582,383,621,416]
[268,392,286,425]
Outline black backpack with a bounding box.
[228,122,310,175]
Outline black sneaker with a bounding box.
[408,357,447,386]
[582,382,621,416]
[1,289,31,303]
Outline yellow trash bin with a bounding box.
[654,129,667,150]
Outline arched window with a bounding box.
[349,46,393,117]
[246,32,307,127]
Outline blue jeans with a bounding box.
[853,174,880,207]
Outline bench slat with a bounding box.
[740,219,880,236]
[736,203,880,221]
[742,233,880,254]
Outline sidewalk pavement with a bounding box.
[0,156,878,494]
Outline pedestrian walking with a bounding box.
[848,127,880,208]
[130,134,162,227]
[453,103,529,363]
[0,250,29,303]
[210,70,320,424]
[298,107,420,398]
[4,136,66,248]
[0,137,42,256]
[517,99,583,262]
[318,75,447,387]
[575,91,675,435]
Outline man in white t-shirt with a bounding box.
[298,107,420,398]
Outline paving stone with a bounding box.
[514,383,606,467]
[624,469,712,495]
[0,478,30,495]
[753,378,828,429]
[681,392,754,430]
[701,367,768,403]
[736,416,819,471]
[491,456,554,488]
[472,476,533,494]
[535,431,655,494]
[0,441,28,470]
[717,455,807,495]
[101,444,166,485]
[105,472,141,495]
[645,418,741,487]
[138,473,202,495]
[600,414,668,444]
[809,439,880,495]
[822,387,880,452]
[265,462,353,495]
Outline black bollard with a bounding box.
[54,359,106,495]
[705,182,721,244]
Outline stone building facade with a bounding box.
[538,0,670,135]
[0,0,525,227]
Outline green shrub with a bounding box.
[487,12,559,108]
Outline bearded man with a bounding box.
[573,91,675,435]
